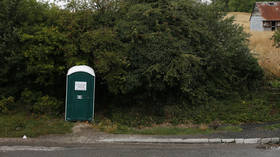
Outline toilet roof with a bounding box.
[67,65,95,76]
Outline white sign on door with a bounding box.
[75,81,87,91]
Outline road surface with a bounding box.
[0,143,279,157]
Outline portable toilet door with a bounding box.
[65,65,95,121]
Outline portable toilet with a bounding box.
[65,65,95,121]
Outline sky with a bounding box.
[201,0,212,3]
[40,0,67,7]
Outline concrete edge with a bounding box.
[97,137,280,144]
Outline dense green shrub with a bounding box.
[0,96,15,113]
[20,89,42,106]
[0,0,264,115]
[113,0,263,106]
[20,89,63,115]
[32,95,63,115]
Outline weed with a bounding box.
[227,12,280,77]
[0,96,14,113]
[95,89,280,130]
[263,123,280,130]
[199,124,209,130]
[0,112,73,137]
[94,123,243,135]
[218,125,243,132]
[269,80,280,88]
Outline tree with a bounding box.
[0,0,264,113]
[113,0,263,106]
[0,0,50,97]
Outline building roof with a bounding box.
[67,65,95,76]
[256,2,280,20]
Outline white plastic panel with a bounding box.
[67,65,95,76]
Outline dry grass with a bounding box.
[198,123,209,130]
[226,12,251,32]
[227,12,280,77]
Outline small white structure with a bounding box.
[67,65,95,76]
[250,2,280,31]
[22,135,27,140]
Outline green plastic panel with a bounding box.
[66,72,95,121]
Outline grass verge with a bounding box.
[111,125,243,135]
[93,88,280,135]
[94,120,243,135]
[263,123,280,130]
[0,112,73,137]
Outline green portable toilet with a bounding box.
[65,65,95,121]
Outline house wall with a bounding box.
[250,5,266,31]
[250,16,265,31]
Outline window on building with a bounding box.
[263,21,271,27]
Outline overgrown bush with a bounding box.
[0,0,264,117]
[32,95,63,115]
[0,96,15,114]
[20,89,42,111]
[20,89,63,115]
[112,0,263,107]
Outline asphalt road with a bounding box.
[0,143,279,157]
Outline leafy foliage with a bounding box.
[0,0,263,116]
[0,96,14,114]
[273,30,280,48]
[113,0,263,106]
[33,95,63,115]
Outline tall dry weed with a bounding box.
[250,32,280,77]
[227,12,280,77]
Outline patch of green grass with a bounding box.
[263,123,280,130]
[269,80,280,88]
[98,89,280,128]
[94,87,280,135]
[217,125,243,132]
[115,127,214,135]
[0,112,73,137]
[112,126,243,135]
[94,120,243,135]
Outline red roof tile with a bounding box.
[257,2,280,20]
